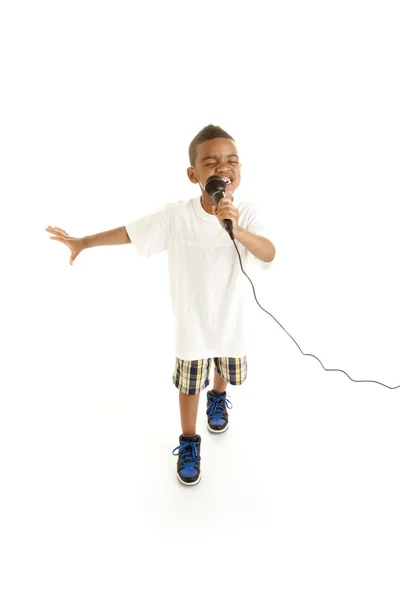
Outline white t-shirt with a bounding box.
[125,195,273,361]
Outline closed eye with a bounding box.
[205,161,238,166]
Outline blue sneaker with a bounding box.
[172,434,201,486]
[206,390,233,433]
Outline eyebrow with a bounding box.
[200,154,239,162]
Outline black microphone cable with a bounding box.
[204,175,400,390]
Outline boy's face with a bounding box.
[187,138,242,202]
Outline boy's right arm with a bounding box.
[46,225,131,266]
[83,226,131,248]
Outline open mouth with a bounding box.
[221,176,233,186]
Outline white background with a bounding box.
[1,0,400,598]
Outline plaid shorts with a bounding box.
[172,356,248,395]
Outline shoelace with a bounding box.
[206,394,233,418]
[171,441,201,469]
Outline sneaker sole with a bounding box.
[176,471,202,486]
[207,423,229,433]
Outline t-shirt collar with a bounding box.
[194,196,217,223]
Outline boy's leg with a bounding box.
[206,357,247,433]
[212,368,228,394]
[179,391,200,436]
[173,357,210,436]
[213,356,247,389]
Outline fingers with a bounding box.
[46,225,79,266]
[212,206,222,220]
[70,250,79,266]
[46,226,69,237]
[214,207,236,219]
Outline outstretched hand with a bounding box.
[45,226,85,265]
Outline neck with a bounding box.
[201,195,215,213]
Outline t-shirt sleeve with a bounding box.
[244,202,274,271]
[125,204,169,258]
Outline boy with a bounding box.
[46,124,276,486]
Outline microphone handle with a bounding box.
[223,218,233,237]
[212,191,234,239]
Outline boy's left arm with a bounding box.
[213,197,275,263]
[235,226,275,263]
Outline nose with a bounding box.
[216,165,231,174]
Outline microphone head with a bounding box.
[205,175,226,197]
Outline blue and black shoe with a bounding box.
[172,434,201,486]
[206,390,233,433]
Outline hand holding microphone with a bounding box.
[205,175,239,240]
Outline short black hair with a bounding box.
[188,124,235,168]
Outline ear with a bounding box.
[187,167,199,184]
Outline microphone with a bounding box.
[204,175,234,240]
